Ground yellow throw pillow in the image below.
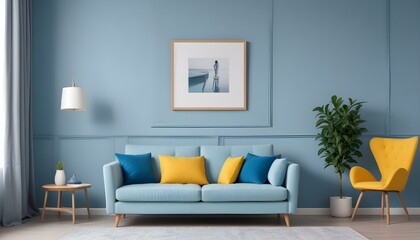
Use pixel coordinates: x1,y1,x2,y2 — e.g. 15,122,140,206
218,156,244,184
159,155,209,185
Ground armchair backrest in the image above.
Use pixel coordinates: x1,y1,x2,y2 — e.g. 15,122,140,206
370,136,418,182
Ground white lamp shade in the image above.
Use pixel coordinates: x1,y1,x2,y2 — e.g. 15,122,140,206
60,87,86,111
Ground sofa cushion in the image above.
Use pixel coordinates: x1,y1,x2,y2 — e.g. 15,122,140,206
218,156,244,184
202,183,287,202
115,153,157,185
237,153,276,184
268,158,288,186
159,155,209,185
116,183,201,202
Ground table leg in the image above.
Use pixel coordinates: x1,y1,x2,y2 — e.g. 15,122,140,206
72,190,76,224
57,191,62,219
41,190,49,222
84,188,91,218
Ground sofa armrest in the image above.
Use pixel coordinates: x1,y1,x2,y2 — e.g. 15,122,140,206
103,161,123,214
284,162,300,214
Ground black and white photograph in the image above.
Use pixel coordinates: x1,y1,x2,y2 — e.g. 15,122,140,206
188,58,229,93
172,40,246,110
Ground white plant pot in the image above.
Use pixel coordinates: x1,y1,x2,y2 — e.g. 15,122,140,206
54,170,66,186
330,196,352,217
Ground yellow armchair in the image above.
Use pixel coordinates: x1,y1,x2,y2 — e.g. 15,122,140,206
350,136,418,224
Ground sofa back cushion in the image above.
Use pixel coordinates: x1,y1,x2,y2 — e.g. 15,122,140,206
125,144,274,183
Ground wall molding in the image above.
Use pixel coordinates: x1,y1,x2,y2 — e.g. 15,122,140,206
151,124,272,128
151,0,275,129
386,0,391,136
34,134,398,140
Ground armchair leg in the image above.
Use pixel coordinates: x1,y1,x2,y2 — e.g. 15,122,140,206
351,191,364,221
385,192,390,225
381,192,384,218
283,214,290,227
397,192,411,220
115,214,122,227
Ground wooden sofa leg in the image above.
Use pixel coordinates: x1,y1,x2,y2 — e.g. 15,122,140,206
123,214,127,219
115,214,122,227
283,214,290,227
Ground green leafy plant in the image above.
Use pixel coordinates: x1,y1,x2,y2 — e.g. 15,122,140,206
56,161,64,170
313,95,367,198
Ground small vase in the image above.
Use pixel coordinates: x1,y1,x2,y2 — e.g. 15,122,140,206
55,170,66,185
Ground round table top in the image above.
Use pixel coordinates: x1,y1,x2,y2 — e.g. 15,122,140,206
42,183,91,190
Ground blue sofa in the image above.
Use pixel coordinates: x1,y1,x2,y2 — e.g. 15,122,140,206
103,144,300,227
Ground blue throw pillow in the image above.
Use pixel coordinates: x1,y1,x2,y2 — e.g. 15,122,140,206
115,153,157,185
268,158,288,186
237,153,276,184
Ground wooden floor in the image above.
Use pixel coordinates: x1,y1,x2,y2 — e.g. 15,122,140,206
1,214,419,239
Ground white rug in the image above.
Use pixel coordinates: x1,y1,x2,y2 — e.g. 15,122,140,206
60,226,368,240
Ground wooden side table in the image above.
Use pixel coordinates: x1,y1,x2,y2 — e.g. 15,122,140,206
41,183,92,224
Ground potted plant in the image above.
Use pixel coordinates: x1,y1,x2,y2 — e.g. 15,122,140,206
313,95,367,217
54,160,66,185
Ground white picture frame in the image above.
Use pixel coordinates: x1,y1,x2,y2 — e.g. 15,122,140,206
171,40,247,110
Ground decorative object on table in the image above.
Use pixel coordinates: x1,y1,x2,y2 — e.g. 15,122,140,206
55,160,66,186
67,174,82,184
313,95,367,217
350,136,418,224
171,40,247,110
61,76,86,111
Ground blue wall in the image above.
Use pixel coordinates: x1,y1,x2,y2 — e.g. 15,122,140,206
32,0,420,209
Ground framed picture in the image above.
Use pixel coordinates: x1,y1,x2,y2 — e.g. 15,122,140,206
171,40,247,110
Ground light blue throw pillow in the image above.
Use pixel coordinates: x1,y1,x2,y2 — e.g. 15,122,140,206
237,153,277,184
268,158,288,186
115,153,157,185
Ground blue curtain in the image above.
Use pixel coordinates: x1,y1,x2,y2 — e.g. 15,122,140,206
0,0,37,226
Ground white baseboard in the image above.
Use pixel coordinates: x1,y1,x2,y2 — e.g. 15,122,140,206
296,208,420,215
40,208,107,216
39,207,420,216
